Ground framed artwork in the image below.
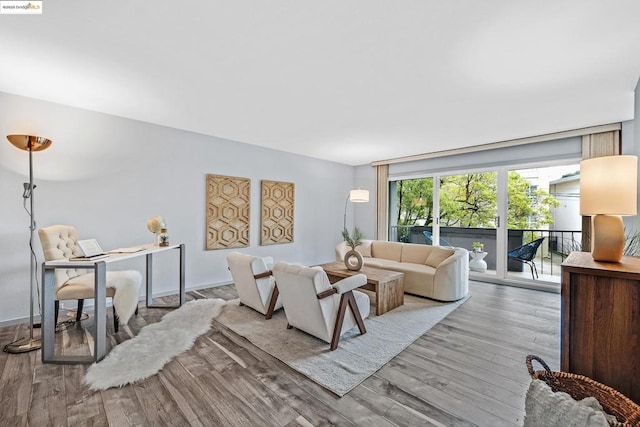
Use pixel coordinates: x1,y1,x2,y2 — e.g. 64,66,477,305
261,180,294,245
206,174,250,250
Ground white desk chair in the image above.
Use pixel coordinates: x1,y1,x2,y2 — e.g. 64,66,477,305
38,225,141,332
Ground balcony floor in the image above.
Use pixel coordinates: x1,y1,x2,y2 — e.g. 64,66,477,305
470,256,564,287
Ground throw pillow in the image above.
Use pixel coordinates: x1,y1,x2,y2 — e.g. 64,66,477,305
523,379,614,427
425,247,454,268
355,240,372,257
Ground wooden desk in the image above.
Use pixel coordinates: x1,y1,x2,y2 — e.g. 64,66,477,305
561,252,640,404
318,262,404,315
42,243,185,364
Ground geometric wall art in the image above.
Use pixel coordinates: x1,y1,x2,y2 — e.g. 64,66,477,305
206,174,251,250
261,180,294,245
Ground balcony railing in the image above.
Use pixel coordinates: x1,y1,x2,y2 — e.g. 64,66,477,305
390,225,582,279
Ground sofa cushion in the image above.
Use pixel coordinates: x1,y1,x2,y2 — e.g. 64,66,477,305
401,244,432,264
387,262,436,296
425,247,455,268
355,240,372,257
371,241,403,262
363,258,402,269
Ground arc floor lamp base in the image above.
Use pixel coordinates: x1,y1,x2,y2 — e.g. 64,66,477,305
3,337,41,354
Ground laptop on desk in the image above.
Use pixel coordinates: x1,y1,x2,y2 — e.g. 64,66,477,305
70,239,110,261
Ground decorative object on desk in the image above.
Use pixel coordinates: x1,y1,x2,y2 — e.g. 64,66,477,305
159,228,169,246
343,188,369,231
580,155,637,262
472,241,483,252
146,216,166,245
206,174,250,250
342,226,364,271
3,134,52,354
216,294,468,396
260,180,294,245
85,298,228,390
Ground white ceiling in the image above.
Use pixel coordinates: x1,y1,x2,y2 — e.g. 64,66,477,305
1,1,639,166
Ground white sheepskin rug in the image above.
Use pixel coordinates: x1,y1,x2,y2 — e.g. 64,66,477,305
84,298,227,390
108,270,142,324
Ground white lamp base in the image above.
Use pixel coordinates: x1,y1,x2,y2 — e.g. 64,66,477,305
591,214,625,262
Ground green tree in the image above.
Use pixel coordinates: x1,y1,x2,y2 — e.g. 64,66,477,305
395,171,559,229
396,178,433,225
506,171,559,228
439,172,497,227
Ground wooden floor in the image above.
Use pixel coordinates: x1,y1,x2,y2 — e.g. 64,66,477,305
0,281,560,426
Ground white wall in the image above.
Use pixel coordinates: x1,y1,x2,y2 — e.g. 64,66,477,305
0,92,358,325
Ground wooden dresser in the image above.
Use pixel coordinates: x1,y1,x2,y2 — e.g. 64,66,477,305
561,252,640,404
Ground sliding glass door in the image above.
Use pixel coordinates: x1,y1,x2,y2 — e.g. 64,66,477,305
505,164,581,283
389,160,582,288
438,171,498,277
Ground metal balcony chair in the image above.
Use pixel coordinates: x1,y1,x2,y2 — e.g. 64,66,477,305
508,237,546,280
422,230,453,247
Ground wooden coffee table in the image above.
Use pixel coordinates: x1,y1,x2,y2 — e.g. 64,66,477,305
318,262,404,315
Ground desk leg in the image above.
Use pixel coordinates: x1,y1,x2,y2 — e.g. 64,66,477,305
42,267,56,363
146,244,185,308
146,252,153,307
179,243,185,306
94,262,107,362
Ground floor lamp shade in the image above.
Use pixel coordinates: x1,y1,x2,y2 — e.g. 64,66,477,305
343,189,370,231
7,134,52,152
349,189,369,203
580,155,638,262
3,134,52,354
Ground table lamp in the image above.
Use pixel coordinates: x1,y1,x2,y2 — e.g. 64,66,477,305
343,188,369,231
580,155,637,262
4,134,52,353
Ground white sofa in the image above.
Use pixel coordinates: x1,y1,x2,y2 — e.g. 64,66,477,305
336,240,469,301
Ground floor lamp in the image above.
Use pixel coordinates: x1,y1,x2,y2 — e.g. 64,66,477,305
343,188,369,231
4,134,52,354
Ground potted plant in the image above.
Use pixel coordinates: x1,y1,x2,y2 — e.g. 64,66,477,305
342,227,364,271
472,242,484,253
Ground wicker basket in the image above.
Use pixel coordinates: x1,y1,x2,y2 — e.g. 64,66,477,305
526,355,640,426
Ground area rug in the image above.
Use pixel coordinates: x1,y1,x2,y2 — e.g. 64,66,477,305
84,298,227,390
215,294,469,396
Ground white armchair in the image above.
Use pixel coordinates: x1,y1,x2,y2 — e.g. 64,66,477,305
38,225,141,333
272,262,370,351
226,252,282,319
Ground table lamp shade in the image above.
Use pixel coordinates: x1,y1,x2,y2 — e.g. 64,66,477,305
580,155,638,262
580,155,637,216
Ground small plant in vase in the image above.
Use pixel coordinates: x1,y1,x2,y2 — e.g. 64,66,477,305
159,228,169,247
472,242,484,253
342,227,364,271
